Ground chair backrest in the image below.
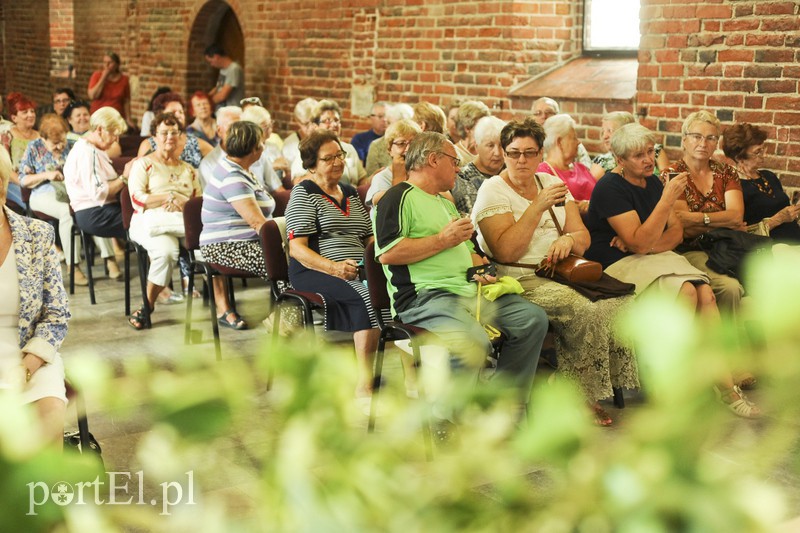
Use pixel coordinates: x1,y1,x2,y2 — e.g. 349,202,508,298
119,184,134,230
357,183,370,206
118,135,146,157
272,189,292,218
259,218,289,284
111,156,133,177
364,241,392,319
183,196,204,252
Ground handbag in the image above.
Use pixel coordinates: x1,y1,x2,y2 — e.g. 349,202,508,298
142,208,186,237
531,174,603,283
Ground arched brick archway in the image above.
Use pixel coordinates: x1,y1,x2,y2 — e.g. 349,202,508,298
186,0,244,97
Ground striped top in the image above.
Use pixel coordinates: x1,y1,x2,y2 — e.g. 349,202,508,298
200,156,275,245
286,180,371,264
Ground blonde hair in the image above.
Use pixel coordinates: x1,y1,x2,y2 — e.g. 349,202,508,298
412,101,446,134
455,100,491,138
0,145,11,202
89,106,127,135
602,111,636,130
293,98,318,123
385,119,422,151
682,110,721,136
241,105,272,126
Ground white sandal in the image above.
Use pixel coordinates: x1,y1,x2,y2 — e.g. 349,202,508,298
715,385,761,419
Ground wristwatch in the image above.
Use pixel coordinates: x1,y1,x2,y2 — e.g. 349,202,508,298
703,213,711,226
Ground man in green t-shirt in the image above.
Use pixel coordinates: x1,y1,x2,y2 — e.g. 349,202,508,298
373,132,548,411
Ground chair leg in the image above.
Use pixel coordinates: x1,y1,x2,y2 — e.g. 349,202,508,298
184,271,195,344
612,387,625,409
136,250,152,329
207,272,222,361
69,230,77,295
124,245,131,316
226,276,236,311
368,334,387,432
267,303,282,391
412,340,433,462
81,231,96,305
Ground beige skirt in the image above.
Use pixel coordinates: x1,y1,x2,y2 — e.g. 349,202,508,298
605,251,710,297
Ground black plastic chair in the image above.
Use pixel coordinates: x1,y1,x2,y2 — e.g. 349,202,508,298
119,185,151,325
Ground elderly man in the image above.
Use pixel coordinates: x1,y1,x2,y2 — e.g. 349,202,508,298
373,132,548,423
531,96,592,168
198,106,242,188
350,102,388,165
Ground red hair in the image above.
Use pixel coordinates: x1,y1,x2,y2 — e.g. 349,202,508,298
6,92,36,116
188,91,213,116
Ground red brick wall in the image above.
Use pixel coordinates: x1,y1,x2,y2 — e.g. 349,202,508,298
638,0,800,185
49,0,75,77
2,0,53,106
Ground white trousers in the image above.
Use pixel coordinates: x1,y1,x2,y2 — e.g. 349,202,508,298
129,213,181,287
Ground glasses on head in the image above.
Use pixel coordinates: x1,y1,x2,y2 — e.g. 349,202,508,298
319,151,346,163
437,152,461,167
505,148,541,160
685,132,719,143
391,140,411,148
320,118,341,125
156,130,182,139
240,97,263,107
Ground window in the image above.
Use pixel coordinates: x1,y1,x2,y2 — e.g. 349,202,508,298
583,0,641,54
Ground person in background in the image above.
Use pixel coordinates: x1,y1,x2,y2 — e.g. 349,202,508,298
140,87,171,137
365,103,414,176
452,115,506,215
445,100,463,144
240,97,284,149
0,92,40,212
186,91,219,146
240,105,287,193
87,52,131,127
531,97,592,168
591,111,671,180
36,88,75,129
722,123,800,243
205,44,245,109
199,106,243,189
452,100,491,166
412,101,447,134
0,146,70,449
538,114,597,215
62,101,92,141
364,119,422,207
137,92,213,168
350,102,389,165
282,97,318,168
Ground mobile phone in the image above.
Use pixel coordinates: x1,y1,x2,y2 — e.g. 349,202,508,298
466,263,497,282
667,172,680,181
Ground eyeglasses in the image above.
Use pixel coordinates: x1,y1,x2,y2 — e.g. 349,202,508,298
685,132,719,143
240,97,263,107
505,148,541,160
370,114,386,120
319,151,346,163
745,147,765,158
156,130,182,138
391,140,411,148
54,97,71,105
532,110,555,118
320,118,341,125
437,152,461,167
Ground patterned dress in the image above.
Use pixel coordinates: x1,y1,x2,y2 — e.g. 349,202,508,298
147,134,204,168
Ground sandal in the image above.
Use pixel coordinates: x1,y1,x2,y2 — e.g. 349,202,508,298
128,307,150,331
734,372,757,390
218,309,247,330
591,403,613,426
715,385,761,419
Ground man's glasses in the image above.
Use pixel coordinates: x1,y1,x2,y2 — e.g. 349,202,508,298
319,151,346,163
437,152,461,167
685,132,719,143
505,148,541,160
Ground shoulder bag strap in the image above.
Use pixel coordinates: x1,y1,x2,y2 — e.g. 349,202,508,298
533,173,564,236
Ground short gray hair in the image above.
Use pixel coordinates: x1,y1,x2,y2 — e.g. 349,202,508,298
216,106,242,129
603,111,635,130
610,123,657,160
386,103,414,123
293,98,318,123
405,132,449,173
473,116,506,146
89,106,127,135
542,113,576,152
533,97,559,114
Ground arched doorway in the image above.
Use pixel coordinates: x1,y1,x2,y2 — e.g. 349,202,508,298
186,1,244,98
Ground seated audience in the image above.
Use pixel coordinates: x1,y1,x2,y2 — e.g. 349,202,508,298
722,123,800,243
291,100,367,186
36,88,75,129
445,100,463,144
531,97,592,168
350,102,388,164
240,105,288,192
186,91,219,146
365,103,414,175
452,100,491,166
473,119,637,426
87,52,131,126
373,131,548,422
62,101,92,141
661,111,745,315
199,106,243,188
282,97,318,168
126,112,202,330
538,114,597,214
452,115,506,215
140,86,171,137
199,121,276,330
137,92,213,167
286,129,379,406
412,101,447,134
0,147,69,448
585,123,758,418
1,92,40,212
365,119,422,207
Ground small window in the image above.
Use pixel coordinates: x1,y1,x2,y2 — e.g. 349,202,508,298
583,0,641,54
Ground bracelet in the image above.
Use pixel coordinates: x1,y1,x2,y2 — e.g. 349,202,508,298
562,233,575,243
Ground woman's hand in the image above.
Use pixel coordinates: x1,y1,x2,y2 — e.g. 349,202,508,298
272,156,290,174
331,259,360,281
163,191,189,212
21,353,45,383
577,200,590,215
534,182,569,213
610,236,629,252
545,233,574,263
771,204,800,227
662,172,688,204
48,170,65,182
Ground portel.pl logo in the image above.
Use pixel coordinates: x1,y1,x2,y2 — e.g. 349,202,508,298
27,471,195,516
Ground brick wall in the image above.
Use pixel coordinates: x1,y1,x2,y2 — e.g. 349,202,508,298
638,0,800,185
2,0,53,106
49,0,75,77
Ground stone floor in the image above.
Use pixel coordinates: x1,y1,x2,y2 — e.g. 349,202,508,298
57,257,800,531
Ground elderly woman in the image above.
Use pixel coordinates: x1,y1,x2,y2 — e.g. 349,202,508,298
127,112,202,330
137,92,213,168
364,119,422,207
538,114,597,215
412,101,447,134
0,92,40,212
291,100,367,187
722,123,800,243
531,97,593,169
240,105,289,192
473,119,638,425
365,103,414,176
186,91,219,146
286,129,379,404
452,100,491,166
585,123,758,418
282,97,318,168
63,107,125,279
87,52,131,124
0,146,69,447
661,111,745,314
62,101,92,141
452,116,507,215
199,121,275,330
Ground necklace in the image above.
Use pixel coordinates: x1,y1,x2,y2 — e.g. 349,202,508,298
738,169,773,197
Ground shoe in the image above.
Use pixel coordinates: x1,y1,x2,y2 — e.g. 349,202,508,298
128,307,151,331
431,418,460,450
106,259,122,281
72,268,89,287
715,385,761,419
734,372,757,390
218,309,247,330
591,402,613,426
157,292,184,305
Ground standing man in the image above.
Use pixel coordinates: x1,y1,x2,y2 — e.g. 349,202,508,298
373,132,548,421
350,102,388,165
204,45,245,109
